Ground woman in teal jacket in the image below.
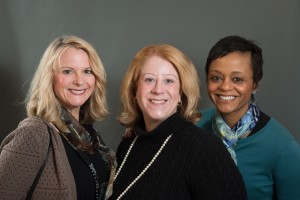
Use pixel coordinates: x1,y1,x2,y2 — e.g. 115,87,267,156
197,35,300,200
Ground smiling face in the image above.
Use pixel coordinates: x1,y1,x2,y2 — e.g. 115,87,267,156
53,47,95,120
207,51,256,127
135,55,181,132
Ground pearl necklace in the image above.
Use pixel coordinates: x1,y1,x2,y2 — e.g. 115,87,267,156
114,134,173,200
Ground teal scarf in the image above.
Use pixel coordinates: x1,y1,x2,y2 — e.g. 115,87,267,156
212,102,260,164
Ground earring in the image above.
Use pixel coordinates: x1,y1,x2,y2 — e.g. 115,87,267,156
177,101,182,106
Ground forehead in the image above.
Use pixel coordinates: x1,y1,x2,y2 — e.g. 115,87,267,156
56,47,91,70
60,47,88,61
209,52,252,74
141,55,178,75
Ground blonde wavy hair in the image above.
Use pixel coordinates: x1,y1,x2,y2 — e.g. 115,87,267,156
26,35,108,129
119,44,201,129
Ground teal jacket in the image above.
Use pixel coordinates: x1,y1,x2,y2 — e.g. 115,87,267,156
197,108,300,200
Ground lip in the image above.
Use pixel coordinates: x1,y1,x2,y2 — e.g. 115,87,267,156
217,95,236,101
69,89,87,95
149,99,167,104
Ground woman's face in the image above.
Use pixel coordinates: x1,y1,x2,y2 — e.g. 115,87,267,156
136,55,181,132
207,51,256,126
53,47,95,119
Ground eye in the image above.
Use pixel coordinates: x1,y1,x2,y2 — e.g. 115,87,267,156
209,75,222,82
145,77,154,83
165,79,174,84
232,77,243,82
84,69,93,74
62,69,72,74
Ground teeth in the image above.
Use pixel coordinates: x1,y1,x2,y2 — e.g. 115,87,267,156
151,99,166,103
70,89,85,94
219,95,235,100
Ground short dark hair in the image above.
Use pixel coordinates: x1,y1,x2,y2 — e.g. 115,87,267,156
205,35,263,85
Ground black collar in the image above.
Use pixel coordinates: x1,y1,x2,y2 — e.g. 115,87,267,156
248,111,271,136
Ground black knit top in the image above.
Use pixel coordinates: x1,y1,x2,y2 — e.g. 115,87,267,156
109,112,247,200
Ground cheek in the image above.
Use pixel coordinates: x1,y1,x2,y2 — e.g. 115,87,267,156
136,82,149,97
169,86,181,102
240,87,254,98
88,78,96,89
53,84,63,102
135,86,144,105
206,83,218,102
54,74,69,86
53,77,64,93
207,83,216,94
53,75,71,98
175,88,181,98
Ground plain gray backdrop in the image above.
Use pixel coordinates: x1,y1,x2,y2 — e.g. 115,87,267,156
1,0,299,150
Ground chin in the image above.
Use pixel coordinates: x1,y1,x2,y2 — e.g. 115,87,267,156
215,105,234,114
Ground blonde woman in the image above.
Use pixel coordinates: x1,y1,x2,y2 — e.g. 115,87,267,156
0,35,115,200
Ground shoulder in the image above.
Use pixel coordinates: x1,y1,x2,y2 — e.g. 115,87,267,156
200,107,216,118
183,124,246,198
267,118,294,137
262,117,297,145
264,120,300,198
254,115,300,162
17,116,50,140
180,123,226,154
0,117,50,156
196,108,216,130
178,123,237,167
117,136,135,152
267,117,300,150
115,136,136,164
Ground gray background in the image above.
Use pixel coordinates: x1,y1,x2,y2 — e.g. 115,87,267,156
1,0,299,150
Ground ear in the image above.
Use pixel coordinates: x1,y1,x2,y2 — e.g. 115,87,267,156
179,92,183,102
253,82,259,90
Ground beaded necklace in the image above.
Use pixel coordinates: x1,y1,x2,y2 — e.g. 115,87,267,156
114,134,172,200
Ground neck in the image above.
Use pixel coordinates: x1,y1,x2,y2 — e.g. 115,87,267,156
221,112,243,128
145,123,157,132
144,118,160,132
221,105,250,128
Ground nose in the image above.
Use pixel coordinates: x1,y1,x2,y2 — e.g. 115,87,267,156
74,73,84,86
151,80,163,94
219,78,233,91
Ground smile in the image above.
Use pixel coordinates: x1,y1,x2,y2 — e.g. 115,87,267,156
150,99,167,103
69,89,86,95
218,95,236,100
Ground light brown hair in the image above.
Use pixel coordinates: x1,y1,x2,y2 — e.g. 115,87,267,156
119,44,201,129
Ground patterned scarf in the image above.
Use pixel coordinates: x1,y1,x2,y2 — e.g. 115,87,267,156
212,102,260,164
59,107,116,200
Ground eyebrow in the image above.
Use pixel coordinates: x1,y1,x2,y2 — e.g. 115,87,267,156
142,73,178,79
60,66,92,69
209,70,244,75
231,71,245,75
